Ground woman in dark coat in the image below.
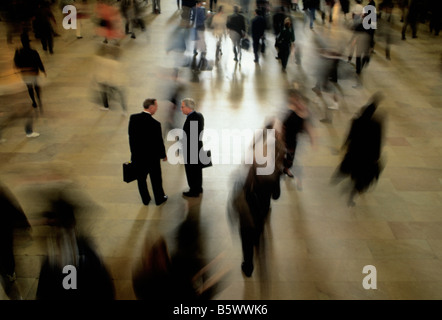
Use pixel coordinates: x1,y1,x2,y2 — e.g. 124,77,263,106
332,93,385,207
275,17,295,72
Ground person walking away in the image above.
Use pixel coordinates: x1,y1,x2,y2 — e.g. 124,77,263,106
190,1,207,57
211,5,227,61
226,6,247,62
13,32,46,121
251,8,266,63
281,88,316,186
331,93,385,207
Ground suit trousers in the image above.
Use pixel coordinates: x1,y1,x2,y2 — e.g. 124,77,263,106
184,163,202,194
136,161,165,204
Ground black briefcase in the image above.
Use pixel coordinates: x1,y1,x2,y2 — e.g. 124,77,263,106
123,161,137,183
201,150,212,169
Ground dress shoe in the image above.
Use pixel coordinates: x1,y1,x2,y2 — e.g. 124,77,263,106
156,195,168,206
241,262,253,277
182,191,200,198
142,198,151,205
283,168,294,178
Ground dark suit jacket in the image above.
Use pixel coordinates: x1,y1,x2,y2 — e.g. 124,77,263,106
183,111,204,165
129,112,166,165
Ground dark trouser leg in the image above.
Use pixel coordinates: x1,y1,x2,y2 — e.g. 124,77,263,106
240,226,254,273
136,167,151,204
356,56,362,75
279,48,289,69
411,20,417,37
0,232,15,276
24,113,33,135
47,35,54,53
283,146,296,170
41,37,47,51
100,84,110,108
116,87,127,111
253,38,259,61
26,84,37,106
185,164,202,194
34,83,41,106
149,161,166,204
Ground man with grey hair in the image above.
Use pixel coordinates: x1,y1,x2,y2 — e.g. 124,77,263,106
181,98,205,197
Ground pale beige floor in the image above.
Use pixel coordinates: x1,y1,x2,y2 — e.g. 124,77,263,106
1,1,442,300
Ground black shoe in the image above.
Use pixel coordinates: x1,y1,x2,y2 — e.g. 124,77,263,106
283,168,294,178
182,191,200,198
241,262,253,277
156,195,168,206
131,33,136,39
142,198,151,205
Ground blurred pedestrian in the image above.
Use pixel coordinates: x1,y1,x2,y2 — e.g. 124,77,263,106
378,0,396,60
0,181,31,300
120,0,145,39
190,1,207,57
303,0,319,29
92,44,128,115
226,6,247,62
211,5,227,61
128,99,168,206
251,8,266,63
73,0,91,39
181,0,197,27
32,1,56,53
281,88,316,186
13,32,46,119
401,0,420,40
340,0,350,20
36,195,115,299
95,0,125,44
227,121,284,277
275,17,295,72
347,17,372,87
331,93,385,207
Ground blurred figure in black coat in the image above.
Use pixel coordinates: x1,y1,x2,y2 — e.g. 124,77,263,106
0,181,31,299
228,120,284,278
133,199,229,300
331,92,385,207
251,8,266,63
36,194,115,300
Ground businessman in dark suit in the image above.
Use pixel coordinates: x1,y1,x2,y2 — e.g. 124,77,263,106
129,99,168,206
181,98,204,197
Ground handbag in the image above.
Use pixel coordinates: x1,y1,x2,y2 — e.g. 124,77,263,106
240,37,250,51
201,150,212,169
123,161,137,183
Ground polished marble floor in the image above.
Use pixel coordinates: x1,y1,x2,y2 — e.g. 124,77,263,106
1,0,442,300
